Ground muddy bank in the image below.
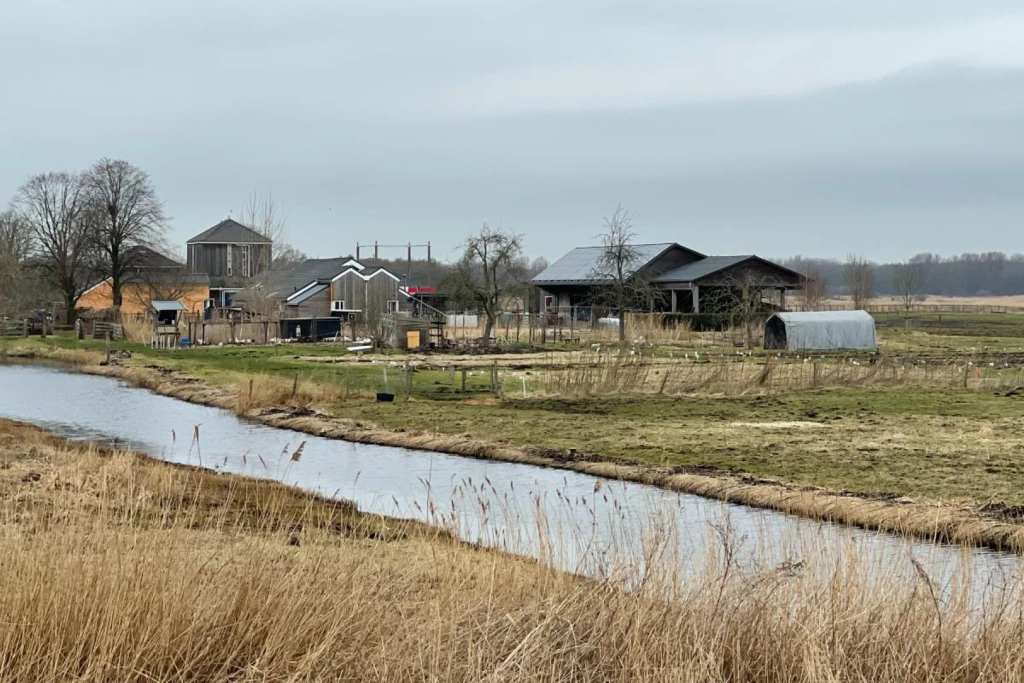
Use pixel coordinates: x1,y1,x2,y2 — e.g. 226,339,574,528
7,346,1024,552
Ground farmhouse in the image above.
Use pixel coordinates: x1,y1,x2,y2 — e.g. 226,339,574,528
532,243,803,319
266,256,444,345
78,246,210,315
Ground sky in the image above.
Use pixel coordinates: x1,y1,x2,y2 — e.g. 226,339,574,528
2,0,1024,263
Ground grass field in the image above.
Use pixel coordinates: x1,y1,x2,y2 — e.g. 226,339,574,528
2,419,1024,681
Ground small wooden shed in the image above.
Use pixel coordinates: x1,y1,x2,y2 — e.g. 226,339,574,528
150,300,187,349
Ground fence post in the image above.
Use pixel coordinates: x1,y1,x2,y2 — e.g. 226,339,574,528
105,332,111,364
461,368,467,393
404,359,411,401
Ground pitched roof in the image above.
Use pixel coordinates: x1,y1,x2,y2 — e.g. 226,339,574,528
150,300,188,312
269,257,362,296
285,282,329,305
125,245,182,269
187,219,271,244
653,255,755,283
532,243,682,285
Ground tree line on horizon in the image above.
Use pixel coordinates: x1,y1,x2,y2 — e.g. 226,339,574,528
781,252,1024,302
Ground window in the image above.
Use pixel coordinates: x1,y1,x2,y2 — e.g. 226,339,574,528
239,245,250,278
388,300,400,313
226,244,233,276
331,300,346,312
544,295,554,312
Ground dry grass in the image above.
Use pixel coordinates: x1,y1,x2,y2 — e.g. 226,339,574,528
540,352,1024,397
3,419,1024,681
234,373,346,415
119,314,153,344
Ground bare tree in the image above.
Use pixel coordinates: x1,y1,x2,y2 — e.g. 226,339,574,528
893,261,923,312
799,263,828,310
701,269,789,348
236,276,282,322
86,159,168,309
590,205,658,341
240,191,286,272
445,224,525,340
272,243,307,269
844,254,874,310
14,172,95,324
0,209,37,316
357,286,398,348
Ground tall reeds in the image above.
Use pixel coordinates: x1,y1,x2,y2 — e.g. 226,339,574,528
1,421,1024,681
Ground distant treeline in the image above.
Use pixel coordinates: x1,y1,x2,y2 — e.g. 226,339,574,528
780,253,1024,297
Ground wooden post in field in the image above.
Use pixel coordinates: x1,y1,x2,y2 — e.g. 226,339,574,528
461,368,467,393
248,378,254,404
404,359,411,401
105,331,111,364
491,360,498,395
22,319,28,337
291,372,299,399
449,366,455,393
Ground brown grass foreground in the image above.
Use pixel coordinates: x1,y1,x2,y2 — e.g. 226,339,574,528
2,420,1024,681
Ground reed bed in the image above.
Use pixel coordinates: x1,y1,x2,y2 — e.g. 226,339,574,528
540,350,1024,397
234,373,346,415
0,420,1022,681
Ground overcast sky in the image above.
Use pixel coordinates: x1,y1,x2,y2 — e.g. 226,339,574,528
2,0,1023,263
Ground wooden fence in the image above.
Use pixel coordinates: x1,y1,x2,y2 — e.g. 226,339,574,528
0,321,28,338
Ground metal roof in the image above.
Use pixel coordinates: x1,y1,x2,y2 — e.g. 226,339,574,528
770,310,875,325
187,219,271,244
150,300,188,312
765,311,877,351
286,282,329,305
532,243,678,285
653,255,755,283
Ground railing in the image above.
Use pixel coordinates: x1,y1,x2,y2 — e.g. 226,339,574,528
0,321,28,338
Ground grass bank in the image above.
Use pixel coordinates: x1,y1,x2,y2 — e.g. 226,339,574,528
3,418,1024,681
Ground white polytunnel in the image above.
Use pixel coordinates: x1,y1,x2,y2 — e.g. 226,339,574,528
763,311,878,351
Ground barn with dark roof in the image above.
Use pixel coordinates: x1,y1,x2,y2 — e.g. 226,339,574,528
532,243,803,319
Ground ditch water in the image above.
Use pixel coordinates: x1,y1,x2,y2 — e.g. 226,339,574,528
0,363,1019,601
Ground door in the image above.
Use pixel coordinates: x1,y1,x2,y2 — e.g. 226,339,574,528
406,330,421,350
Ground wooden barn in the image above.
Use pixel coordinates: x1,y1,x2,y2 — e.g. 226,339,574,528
186,219,272,308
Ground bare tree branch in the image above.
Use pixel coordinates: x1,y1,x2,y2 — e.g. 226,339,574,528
844,254,874,310
444,224,525,340
240,191,286,272
799,263,828,310
590,205,658,341
14,172,96,324
86,158,168,309
893,261,923,311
